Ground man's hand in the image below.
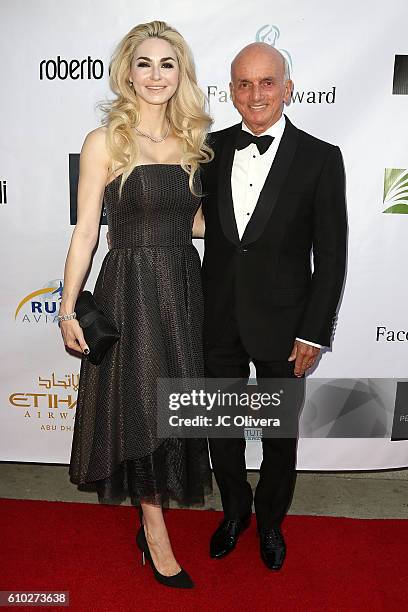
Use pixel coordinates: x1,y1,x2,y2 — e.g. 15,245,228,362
106,231,112,250
288,340,320,377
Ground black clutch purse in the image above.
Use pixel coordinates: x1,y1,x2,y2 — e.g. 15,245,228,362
75,291,120,365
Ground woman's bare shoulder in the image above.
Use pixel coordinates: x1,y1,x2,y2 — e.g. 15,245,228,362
81,126,109,163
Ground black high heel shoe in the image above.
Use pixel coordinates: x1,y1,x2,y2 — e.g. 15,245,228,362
136,508,194,589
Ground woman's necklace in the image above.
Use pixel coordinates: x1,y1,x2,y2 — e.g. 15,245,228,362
134,120,170,143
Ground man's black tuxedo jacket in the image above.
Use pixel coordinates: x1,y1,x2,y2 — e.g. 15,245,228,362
201,115,347,361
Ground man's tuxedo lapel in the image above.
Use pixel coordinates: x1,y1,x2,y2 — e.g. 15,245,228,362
217,124,241,246
241,116,300,246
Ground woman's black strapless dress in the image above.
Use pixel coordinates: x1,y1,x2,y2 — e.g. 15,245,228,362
69,164,212,506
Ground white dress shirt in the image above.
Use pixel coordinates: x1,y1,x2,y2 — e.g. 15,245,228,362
231,114,322,349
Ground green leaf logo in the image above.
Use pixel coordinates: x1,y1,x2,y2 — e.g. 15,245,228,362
383,168,408,213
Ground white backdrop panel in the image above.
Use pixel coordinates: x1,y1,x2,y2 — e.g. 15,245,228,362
0,0,407,468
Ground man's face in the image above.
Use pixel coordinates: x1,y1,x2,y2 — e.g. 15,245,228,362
230,48,292,134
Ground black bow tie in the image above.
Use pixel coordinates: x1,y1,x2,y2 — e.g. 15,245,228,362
236,130,274,155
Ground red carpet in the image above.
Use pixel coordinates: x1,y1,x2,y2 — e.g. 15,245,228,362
0,498,406,611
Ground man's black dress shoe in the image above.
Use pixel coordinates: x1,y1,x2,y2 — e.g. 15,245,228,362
210,514,251,559
259,526,286,570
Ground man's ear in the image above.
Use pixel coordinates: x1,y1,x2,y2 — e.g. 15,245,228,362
229,81,235,105
284,79,294,105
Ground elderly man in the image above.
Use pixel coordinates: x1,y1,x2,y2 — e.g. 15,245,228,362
201,43,347,569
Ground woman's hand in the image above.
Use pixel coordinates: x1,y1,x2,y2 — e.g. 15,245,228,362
59,319,90,355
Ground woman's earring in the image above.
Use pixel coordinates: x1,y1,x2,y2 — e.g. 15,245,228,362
129,80,133,87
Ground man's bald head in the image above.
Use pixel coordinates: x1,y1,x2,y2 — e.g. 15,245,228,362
231,43,290,82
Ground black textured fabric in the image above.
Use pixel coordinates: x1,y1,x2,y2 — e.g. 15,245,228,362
69,164,212,506
75,291,120,365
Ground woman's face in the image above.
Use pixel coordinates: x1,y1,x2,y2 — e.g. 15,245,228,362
129,37,180,107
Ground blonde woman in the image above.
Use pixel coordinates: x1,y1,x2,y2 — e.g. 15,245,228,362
58,21,213,588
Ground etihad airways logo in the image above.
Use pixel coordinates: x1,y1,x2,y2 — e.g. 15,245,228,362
383,169,408,214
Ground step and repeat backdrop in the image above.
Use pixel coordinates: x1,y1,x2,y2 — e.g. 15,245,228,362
1,0,407,470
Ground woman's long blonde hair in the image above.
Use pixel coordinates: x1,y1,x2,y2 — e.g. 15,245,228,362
102,20,214,195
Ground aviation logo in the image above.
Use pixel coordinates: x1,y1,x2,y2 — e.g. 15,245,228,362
15,280,63,323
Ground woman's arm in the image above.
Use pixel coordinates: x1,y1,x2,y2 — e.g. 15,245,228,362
192,205,205,238
59,127,109,353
